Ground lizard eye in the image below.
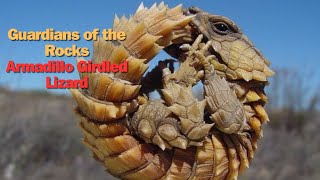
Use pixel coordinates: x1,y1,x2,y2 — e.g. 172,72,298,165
215,23,229,31
210,22,230,35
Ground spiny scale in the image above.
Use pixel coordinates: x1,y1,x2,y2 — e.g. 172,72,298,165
70,89,138,122
191,13,275,82
161,38,214,146
70,2,274,180
77,61,141,102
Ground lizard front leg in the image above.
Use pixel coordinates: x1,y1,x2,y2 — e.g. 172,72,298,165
194,47,250,134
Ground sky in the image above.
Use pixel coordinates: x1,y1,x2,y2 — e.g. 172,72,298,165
0,0,319,94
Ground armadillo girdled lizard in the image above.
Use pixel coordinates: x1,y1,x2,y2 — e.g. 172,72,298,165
70,2,274,180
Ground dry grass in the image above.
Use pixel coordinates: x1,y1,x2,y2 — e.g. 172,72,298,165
241,114,320,180
0,88,116,180
241,67,320,180
0,67,319,180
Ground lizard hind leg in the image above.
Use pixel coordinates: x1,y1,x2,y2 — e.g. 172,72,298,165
157,117,189,149
160,37,216,147
130,100,189,150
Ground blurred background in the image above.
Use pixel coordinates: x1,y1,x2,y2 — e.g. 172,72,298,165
0,0,319,179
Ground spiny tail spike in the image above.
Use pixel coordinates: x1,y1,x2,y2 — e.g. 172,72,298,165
150,3,157,9
137,2,145,12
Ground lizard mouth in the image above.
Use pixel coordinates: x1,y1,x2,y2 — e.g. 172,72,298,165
196,34,226,65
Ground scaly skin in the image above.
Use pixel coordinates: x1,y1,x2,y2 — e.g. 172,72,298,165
177,34,250,134
70,3,275,180
187,7,274,82
165,7,274,135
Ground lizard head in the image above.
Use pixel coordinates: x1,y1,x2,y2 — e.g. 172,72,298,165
166,7,274,82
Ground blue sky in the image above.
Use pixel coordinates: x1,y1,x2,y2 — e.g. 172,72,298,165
0,0,319,93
